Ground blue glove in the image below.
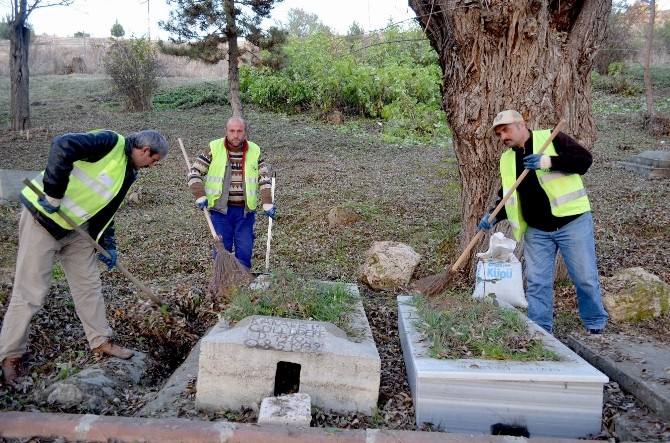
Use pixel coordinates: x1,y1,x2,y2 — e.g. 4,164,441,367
476,214,497,232
196,196,208,211
97,248,117,271
523,154,551,170
37,196,61,214
264,205,276,220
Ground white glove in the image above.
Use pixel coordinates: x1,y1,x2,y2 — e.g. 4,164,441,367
45,195,62,207
539,155,552,170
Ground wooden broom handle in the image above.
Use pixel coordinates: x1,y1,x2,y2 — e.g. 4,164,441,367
22,179,167,308
177,138,219,240
449,119,567,272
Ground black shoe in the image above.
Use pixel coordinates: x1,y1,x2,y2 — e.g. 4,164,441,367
588,328,603,335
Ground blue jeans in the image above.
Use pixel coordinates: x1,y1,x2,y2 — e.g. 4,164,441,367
209,206,256,269
524,211,608,333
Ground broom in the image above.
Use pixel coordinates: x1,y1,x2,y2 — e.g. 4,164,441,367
413,119,566,297
178,138,254,299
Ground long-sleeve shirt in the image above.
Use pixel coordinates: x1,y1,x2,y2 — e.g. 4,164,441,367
187,139,272,212
20,131,137,243
494,131,593,232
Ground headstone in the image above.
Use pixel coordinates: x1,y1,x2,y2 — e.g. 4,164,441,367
617,150,670,179
195,283,380,415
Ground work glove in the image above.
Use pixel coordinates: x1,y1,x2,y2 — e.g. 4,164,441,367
263,203,276,220
523,154,552,171
196,196,208,211
37,195,61,214
476,214,497,232
97,248,117,271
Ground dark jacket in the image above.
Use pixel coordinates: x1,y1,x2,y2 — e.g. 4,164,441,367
20,131,138,246
494,131,593,232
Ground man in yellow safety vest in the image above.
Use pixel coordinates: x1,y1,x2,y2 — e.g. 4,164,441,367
0,129,169,386
477,110,608,335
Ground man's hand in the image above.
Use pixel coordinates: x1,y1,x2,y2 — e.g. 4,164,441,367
196,196,208,211
523,154,552,170
97,248,117,271
37,195,61,214
263,203,276,220
476,214,497,232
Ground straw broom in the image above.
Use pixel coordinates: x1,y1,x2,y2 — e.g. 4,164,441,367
178,138,254,299
413,120,566,297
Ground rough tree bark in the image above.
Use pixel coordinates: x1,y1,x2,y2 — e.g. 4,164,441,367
408,0,611,270
9,2,31,131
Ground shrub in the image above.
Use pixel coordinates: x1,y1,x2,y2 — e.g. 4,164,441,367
104,38,163,112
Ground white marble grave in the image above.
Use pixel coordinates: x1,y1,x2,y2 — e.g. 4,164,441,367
397,295,608,439
196,283,380,414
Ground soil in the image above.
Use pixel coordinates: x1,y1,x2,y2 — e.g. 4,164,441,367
0,75,669,441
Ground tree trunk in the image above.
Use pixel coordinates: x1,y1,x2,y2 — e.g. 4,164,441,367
10,16,31,131
643,0,655,116
224,0,244,119
408,0,611,272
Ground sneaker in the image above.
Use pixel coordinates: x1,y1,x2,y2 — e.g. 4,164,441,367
588,328,603,335
92,339,134,359
2,356,24,385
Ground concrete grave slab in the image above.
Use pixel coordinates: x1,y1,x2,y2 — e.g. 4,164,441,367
196,283,380,415
0,169,41,202
617,150,670,179
397,295,608,439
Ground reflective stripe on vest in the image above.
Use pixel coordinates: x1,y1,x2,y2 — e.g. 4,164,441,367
500,149,527,241
21,133,127,231
500,129,590,240
205,138,260,210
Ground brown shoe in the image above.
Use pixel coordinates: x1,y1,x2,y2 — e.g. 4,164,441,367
92,339,134,359
2,356,24,385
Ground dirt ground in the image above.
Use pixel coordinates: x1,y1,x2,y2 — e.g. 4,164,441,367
0,74,669,440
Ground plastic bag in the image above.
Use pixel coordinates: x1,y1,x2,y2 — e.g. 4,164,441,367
473,233,527,308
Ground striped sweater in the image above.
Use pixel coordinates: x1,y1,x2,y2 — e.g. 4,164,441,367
188,139,272,212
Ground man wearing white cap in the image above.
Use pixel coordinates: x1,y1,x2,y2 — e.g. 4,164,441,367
477,110,608,335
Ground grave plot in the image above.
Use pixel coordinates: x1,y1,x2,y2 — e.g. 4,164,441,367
196,283,381,414
617,150,670,179
397,295,608,439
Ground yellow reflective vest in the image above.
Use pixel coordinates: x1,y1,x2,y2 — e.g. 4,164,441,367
22,133,127,240
205,139,260,211
500,129,591,240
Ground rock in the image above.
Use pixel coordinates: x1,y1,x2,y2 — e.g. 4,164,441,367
327,206,360,227
36,352,152,413
601,267,670,322
358,241,420,290
327,110,344,125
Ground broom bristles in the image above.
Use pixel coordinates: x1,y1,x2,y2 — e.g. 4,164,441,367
412,270,457,297
210,240,254,300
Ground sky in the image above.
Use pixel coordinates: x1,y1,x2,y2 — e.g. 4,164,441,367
5,0,415,39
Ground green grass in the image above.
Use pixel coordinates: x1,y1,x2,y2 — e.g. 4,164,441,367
411,292,561,361
223,270,358,335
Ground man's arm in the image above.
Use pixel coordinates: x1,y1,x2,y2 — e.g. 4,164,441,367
43,131,119,199
547,131,593,175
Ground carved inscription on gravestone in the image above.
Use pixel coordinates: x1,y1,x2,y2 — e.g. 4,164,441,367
244,317,325,353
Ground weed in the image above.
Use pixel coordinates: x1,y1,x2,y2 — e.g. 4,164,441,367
223,271,357,335
411,292,561,361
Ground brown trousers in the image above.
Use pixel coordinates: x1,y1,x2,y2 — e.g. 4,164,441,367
0,208,112,362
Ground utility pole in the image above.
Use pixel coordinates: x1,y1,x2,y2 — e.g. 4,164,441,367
140,0,151,39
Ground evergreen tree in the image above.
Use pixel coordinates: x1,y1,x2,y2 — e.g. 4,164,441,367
160,0,287,118
111,19,125,39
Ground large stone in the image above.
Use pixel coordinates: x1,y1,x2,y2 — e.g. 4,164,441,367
602,267,670,322
195,283,380,415
358,241,420,290
37,352,151,413
397,295,608,439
